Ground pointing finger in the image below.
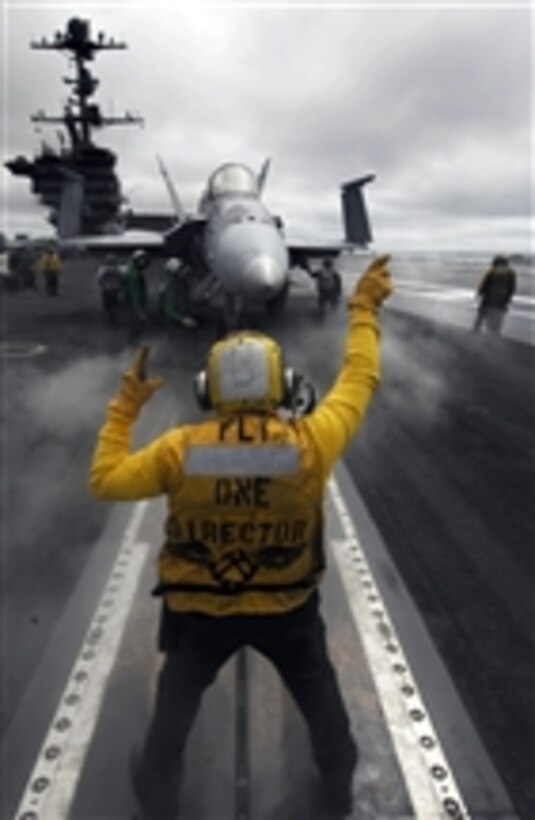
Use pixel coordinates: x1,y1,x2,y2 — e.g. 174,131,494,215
132,344,149,380
371,253,391,270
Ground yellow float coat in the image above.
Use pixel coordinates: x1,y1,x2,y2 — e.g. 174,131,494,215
89,309,381,616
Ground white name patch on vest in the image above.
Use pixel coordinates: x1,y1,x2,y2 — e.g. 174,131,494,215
184,445,300,477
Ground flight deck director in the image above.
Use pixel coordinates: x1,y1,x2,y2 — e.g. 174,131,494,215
89,254,393,818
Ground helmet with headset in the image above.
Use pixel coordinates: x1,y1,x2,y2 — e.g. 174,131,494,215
193,331,299,414
164,257,181,275
131,249,149,268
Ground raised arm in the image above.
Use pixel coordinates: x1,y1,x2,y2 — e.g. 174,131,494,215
301,254,393,479
89,346,171,500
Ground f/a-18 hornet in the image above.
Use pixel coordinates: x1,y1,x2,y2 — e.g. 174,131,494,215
144,159,375,321
69,157,375,323
74,159,375,323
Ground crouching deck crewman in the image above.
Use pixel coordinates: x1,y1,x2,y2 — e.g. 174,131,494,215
89,254,393,819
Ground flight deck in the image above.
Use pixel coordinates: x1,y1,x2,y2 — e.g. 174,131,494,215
4,464,515,820
1,255,533,819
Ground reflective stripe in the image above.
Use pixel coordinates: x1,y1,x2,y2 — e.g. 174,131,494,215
184,445,300,476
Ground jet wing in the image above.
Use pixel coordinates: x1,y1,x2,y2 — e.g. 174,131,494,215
287,174,375,270
59,219,207,262
287,240,355,271
60,229,165,254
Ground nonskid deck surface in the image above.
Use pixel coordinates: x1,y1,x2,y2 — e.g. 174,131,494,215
8,465,514,820
1,259,532,819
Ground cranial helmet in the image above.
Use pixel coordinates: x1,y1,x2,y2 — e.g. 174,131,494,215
164,257,181,275
132,249,148,267
193,331,297,413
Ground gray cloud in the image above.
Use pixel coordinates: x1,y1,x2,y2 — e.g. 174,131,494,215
1,4,532,250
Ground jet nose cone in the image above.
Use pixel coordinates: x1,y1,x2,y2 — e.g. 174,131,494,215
244,255,285,298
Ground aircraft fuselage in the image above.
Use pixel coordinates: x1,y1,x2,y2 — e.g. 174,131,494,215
200,164,289,305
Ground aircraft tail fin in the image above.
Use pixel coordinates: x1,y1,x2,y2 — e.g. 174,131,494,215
341,174,375,246
157,155,186,225
57,170,84,239
258,157,271,194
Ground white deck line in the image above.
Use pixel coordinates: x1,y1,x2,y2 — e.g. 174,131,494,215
13,501,150,820
13,475,474,820
328,477,470,820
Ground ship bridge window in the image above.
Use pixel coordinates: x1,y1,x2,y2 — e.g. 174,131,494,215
208,164,258,198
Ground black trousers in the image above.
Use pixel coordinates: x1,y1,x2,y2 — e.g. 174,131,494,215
44,270,59,296
140,592,356,787
473,305,507,335
101,289,120,326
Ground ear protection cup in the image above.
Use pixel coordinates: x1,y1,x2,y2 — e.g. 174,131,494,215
193,370,212,411
282,367,299,406
195,365,301,412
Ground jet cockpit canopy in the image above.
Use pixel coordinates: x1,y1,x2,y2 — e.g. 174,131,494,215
208,163,259,198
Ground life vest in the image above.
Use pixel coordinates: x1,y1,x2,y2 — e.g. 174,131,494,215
156,413,326,616
40,252,61,274
480,268,515,308
318,269,337,295
97,265,122,292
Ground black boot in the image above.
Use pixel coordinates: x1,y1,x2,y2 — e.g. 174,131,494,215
319,741,357,818
321,778,354,817
129,747,181,820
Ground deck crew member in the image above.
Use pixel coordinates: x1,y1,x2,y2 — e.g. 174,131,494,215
316,257,342,315
8,241,37,290
473,255,516,335
37,243,63,296
158,257,198,329
123,249,150,339
96,253,123,326
89,254,393,819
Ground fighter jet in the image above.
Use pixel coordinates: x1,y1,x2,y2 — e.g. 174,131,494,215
163,161,373,322
63,158,375,323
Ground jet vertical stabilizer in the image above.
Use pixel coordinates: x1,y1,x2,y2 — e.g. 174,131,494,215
157,155,187,225
257,158,271,194
341,174,375,246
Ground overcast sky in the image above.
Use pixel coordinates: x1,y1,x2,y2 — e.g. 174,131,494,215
1,1,533,251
